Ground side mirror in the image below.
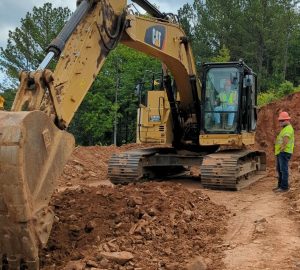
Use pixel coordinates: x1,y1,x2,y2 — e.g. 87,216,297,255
244,75,253,87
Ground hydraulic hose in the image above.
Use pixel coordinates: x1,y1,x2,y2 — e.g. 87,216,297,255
38,0,94,69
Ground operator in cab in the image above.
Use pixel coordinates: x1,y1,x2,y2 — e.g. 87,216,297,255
213,79,238,129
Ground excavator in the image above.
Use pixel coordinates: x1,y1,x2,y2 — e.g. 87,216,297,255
0,0,266,269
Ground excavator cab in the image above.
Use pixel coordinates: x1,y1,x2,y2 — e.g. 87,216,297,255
200,61,257,147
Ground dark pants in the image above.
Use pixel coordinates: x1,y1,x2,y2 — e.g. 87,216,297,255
276,152,292,190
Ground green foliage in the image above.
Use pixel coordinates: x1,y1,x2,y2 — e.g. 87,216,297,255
257,90,277,106
294,85,300,93
180,0,300,91
278,80,294,97
69,91,117,145
1,89,17,110
211,45,231,62
258,81,298,106
0,3,71,87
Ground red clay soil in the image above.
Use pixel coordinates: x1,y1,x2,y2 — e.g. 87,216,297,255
43,144,229,270
40,183,228,270
58,144,163,187
255,92,300,168
59,144,134,185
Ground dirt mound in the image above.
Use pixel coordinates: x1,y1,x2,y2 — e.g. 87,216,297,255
59,144,154,186
255,92,300,168
40,182,228,270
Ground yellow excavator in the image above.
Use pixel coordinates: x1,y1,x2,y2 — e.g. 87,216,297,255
0,0,266,268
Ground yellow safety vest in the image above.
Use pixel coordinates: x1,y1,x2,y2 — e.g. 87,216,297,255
275,124,294,155
219,91,237,105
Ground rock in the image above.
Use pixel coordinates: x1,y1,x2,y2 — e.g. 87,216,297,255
204,258,213,266
99,251,134,265
89,171,97,177
69,225,81,232
85,220,96,233
185,256,207,270
68,214,78,221
99,258,110,267
147,207,157,216
63,261,85,270
255,223,266,233
221,243,230,248
107,241,120,252
166,263,179,270
86,260,99,268
132,196,143,205
255,217,267,223
70,251,84,261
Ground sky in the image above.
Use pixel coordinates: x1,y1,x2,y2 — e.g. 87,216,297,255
0,0,193,50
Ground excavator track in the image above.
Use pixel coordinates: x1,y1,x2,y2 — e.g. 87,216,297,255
108,149,157,184
201,150,266,191
0,111,74,270
108,148,202,184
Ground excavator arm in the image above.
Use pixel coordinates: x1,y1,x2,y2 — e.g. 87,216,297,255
0,0,200,269
13,0,199,129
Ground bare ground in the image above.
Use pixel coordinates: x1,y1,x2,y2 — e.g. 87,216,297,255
203,174,300,270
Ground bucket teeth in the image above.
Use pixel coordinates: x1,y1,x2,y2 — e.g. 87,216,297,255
0,111,74,269
1,256,39,270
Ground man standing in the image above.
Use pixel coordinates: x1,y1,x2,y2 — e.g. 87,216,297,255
274,111,294,192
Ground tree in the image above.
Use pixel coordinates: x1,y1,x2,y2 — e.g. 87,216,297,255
179,0,300,90
1,89,17,110
0,3,71,87
211,45,231,62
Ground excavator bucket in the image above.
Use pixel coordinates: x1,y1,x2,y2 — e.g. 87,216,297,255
0,111,74,269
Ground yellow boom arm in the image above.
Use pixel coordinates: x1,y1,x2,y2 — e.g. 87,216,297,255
12,0,200,129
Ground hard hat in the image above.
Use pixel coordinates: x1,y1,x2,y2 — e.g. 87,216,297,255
278,111,291,121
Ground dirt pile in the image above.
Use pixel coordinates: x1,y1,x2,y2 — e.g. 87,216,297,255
255,92,300,168
41,182,228,270
59,144,150,186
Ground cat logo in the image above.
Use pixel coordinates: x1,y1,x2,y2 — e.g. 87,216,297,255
144,25,166,50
